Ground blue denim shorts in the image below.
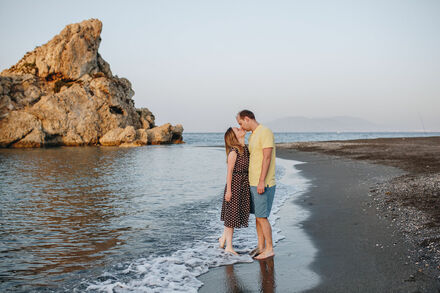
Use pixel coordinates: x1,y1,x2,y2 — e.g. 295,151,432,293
250,185,276,218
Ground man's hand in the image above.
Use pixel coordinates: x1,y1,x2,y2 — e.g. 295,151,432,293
257,147,272,194
257,180,265,194
225,190,232,202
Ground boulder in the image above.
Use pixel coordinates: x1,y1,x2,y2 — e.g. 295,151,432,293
99,126,136,146
146,123,184,145
4,19,108,80
0,111,43,147
136,107,155,129
0,19,183,148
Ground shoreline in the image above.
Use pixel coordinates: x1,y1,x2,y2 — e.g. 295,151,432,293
199,137,440,292
276,149,440,292
198,157,320,292
277,136,440,280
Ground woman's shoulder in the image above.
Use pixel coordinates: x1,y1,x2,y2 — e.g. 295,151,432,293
229,146,239,153
229,146,245,154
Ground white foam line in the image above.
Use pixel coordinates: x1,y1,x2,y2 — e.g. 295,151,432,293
84,158,319,292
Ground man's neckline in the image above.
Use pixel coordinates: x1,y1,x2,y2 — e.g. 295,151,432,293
251,124,262,134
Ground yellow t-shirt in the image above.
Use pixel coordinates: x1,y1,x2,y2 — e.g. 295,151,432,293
248,124,276,187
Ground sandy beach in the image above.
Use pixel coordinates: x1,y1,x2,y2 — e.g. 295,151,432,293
199,136,440,292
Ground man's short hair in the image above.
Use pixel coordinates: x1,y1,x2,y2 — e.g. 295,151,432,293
238,110,255,120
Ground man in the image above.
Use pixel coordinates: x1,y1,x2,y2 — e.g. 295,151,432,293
236,109,276,260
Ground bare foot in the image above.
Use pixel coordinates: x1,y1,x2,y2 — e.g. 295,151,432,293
225,248,238,255
218,237,225,248
249,247,262,257
254,250,274,260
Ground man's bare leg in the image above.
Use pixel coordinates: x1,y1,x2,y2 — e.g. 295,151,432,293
250,218,265,256
255,217,274,259
256,218,265,251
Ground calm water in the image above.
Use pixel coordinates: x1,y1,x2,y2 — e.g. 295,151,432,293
0,132,438,292
183,131,440,146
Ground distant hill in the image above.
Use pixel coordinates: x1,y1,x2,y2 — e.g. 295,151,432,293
263,116,391,132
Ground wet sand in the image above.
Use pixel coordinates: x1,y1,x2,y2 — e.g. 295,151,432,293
198,137,440,292
278,136,440,280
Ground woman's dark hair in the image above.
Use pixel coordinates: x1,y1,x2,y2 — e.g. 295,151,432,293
237,109,255,120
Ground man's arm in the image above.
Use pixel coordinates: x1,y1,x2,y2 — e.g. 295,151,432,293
257,147,272,194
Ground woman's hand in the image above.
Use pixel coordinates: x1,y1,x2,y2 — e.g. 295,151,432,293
225,190,232,202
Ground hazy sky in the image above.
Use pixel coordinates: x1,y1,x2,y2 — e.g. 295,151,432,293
1,0,439,131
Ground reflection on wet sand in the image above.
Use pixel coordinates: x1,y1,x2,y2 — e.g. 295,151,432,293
224,257,276,293
224,265,245,293
258,257,275,293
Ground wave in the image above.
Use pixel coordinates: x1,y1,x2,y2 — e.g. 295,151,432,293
81,158,314,293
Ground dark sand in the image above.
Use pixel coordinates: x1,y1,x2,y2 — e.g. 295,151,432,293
278,136,440,279
277,136,440,174
198,138,440,292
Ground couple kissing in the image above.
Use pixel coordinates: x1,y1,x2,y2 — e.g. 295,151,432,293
219,109,276,260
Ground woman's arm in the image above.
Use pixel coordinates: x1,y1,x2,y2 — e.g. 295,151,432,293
225,150,237,202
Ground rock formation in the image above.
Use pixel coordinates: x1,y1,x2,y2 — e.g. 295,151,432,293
0,19,183,148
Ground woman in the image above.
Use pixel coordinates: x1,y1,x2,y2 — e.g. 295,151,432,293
218,127,251,255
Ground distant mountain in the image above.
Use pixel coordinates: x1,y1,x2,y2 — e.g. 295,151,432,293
264,116,391,132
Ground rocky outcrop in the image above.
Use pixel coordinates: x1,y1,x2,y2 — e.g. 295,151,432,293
0,19,183,148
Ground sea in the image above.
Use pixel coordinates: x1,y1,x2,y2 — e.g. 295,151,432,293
1,132,438,292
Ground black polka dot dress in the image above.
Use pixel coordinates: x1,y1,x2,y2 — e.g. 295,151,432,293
221,145,251,228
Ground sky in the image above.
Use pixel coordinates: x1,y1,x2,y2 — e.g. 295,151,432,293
1,0,439,132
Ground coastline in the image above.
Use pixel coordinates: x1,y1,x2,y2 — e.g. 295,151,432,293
198,157,319,292
278,136,440,281
276,149,440,292
198,137,440,292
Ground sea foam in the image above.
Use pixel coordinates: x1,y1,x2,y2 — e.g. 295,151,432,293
82,158,315,293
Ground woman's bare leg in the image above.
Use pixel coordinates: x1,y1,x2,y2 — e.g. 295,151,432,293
224,226,238,255
219,227,227,248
